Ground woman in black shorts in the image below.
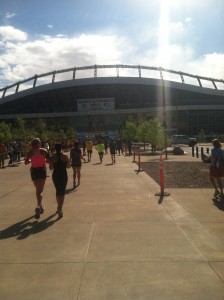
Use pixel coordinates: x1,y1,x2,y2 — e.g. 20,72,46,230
25,138,50,219
49,143,71,218
70,141,85,188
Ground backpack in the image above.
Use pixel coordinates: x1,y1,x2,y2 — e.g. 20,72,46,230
215,149,224,169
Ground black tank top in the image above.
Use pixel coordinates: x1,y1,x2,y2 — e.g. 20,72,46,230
53,153,67,175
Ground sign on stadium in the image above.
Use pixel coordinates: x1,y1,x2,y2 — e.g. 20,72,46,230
77,98,115,112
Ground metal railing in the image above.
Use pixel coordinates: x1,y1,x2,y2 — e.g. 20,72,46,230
1,64,224,98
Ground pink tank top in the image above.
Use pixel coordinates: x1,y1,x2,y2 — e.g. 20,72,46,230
31,148,46,168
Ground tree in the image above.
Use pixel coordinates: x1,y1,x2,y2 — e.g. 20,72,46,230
65,127,77,140
12,118,27,141
122,121,137,141
0,122,12,143
135,118,165,150
146,118,165,150
54,129,66,142
34,119,50,142
135,120,151,150
0,119,78,146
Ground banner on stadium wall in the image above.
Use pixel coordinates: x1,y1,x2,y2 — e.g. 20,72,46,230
77,98,115,112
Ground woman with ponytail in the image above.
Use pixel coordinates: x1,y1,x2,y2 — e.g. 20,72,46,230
49,143,71,218
25,138,50,219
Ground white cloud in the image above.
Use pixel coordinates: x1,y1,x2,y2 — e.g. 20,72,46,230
0,24,223,89
0,33,126,84
5,12,16,19
47,24,53,29
186,53,224,79
185,17,191,23
0,26,27,42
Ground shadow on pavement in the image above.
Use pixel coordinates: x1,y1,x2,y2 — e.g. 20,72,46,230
158,195,164,204
65,187,77,194
212,198,224,211
0,213,59,240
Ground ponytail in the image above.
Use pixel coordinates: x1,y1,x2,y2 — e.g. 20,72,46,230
55,143,62,154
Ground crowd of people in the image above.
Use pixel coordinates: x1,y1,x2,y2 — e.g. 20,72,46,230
0,140,27,168
0,137,131,219
3,135,224,219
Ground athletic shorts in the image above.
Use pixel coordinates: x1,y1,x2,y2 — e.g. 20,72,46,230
30,168,47,180
52,174,68,196
210,166,224,178
72,164,81,168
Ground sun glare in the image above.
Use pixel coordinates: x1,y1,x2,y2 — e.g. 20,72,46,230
156,0,174,130
158,0,171,67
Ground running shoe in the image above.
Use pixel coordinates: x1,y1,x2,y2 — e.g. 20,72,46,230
58,210,63,218
39,207,45,214
220,194,224,200
34,207,40,219
214,190,220,197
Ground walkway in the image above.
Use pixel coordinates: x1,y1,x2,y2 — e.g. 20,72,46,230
0,150,224,299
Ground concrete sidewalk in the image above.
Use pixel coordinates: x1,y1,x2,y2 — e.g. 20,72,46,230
0,150,224,299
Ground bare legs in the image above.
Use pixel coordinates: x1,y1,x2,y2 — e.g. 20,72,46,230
56,195,64,218
56,195,64,210
87,150,92,161
32,178,46,218
33,178,46,208
99,153,103,163
72,166,81,187
111,153,116,164
210,176,224,197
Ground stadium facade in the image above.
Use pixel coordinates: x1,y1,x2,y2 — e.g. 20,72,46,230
0,64,224,136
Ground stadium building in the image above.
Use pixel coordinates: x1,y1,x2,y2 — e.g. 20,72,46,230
0,64,224,136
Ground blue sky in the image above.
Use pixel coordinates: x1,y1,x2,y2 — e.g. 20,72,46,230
0,0,224,89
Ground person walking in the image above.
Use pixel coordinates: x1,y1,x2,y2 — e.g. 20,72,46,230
109,138,116,164
70,141,85,188
116,138,123,155
0,140,7,169
209,139,224,199
7,143,14,166
104,139,109,154
96,140,105,163
82,137,87,156
25,138,50,219
85,138,93,162
49,143,70,218
127,140,133,156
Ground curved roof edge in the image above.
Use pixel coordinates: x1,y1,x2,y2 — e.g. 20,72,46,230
1,64,224,98
1,76,224,105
